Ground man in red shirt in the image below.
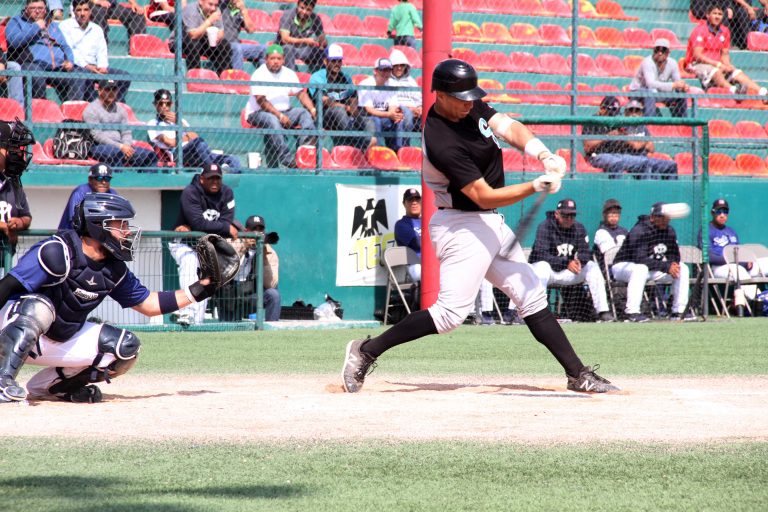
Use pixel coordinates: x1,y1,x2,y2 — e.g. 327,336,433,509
685,3,767,101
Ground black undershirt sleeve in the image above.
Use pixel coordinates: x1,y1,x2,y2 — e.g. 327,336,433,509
0,274,29,308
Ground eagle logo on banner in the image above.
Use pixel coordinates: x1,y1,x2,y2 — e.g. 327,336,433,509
351,198,388,238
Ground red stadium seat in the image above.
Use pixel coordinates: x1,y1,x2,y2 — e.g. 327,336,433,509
594,26,627,48
569,26,599,47
736,153,768,175
296,146,335,169
451,48,481,67
32,99,64,123
650,28,684,49
735,120,768,139
506,80,536,103
709,153,737,175
186,68,231,94
648,152,673,161
502,148,524,172
0,23,6,53
509,23,541,44
296,71,311,83
481,22,514,44
675,153,697,175
31,141,61,165
361,15,388,37
708,119,737,138
532,82,569,105
118,102,141,124
596,0,639,20
0,98,25,122
747,31,768,51
129,34,172,58
393,45,422,68
333,14,364,37
538,53,570,75
509,52,542,73
596,54,631,77
335,42,361,65
317,13,343,36
566,83,601,105
557,149,602,173
240,109,252,128
541,0,571,17
623,55,645,74
593,83,621,97
332,146,367,168
576,0,600,17
366,146,401,170
247,9,277,32
678,57,695,78
568,53,606,76
648,125,686,138
477,51,514,72
453,21,483,42
358,43,389,67
220,69,251,95
699,87,737,109
623,28,653,48
478,78,517,103
507,0,544,15
61,100,89,121
352,74,371,85
528,124,570,136
539,24,571,46
397,147,422,170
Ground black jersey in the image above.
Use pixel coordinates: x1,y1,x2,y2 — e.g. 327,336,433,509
423,100,504,211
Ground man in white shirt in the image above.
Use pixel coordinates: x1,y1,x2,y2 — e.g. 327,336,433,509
388,48,422,123
59,0,131,102
245,44,317,168
147,89,242,172
359,58,414,152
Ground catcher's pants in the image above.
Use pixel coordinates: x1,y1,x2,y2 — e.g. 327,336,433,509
530,260,609,314
169,242,207,324
0,302,118,398
427,209,547,334
611,262,689,314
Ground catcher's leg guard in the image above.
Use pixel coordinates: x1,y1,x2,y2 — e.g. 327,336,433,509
0,295,55,401
48,325,140,403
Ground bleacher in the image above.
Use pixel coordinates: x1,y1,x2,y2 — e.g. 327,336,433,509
1,0,767,175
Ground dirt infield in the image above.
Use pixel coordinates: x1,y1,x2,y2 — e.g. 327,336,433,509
3,374,767,443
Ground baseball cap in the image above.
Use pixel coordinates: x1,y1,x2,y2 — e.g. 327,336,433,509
98,79,118,90
245,215,265,231
625,99,644,111
556,198,577,214
654,38,670,50
602,198,622,213
266,44,284,56
600,95,621,116
89,163,112,178
403,188,421,201
325,43,344,61
154,89,172,103
650,201,666,216
375,58,393,70
712,198,729,211
201,163,223,177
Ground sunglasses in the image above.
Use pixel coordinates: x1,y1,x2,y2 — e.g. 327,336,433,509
157,101,172,106
560,213,576,218
92,176,112,182
654,47,669,53
714,208,729,215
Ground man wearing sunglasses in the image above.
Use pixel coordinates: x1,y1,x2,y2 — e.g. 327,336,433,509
628,38,689,118
58,163,117,230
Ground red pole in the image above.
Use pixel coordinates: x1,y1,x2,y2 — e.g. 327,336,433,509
420,0,452,309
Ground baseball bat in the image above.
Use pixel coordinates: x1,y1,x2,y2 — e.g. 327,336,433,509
499,188,549,259
733,245,746,317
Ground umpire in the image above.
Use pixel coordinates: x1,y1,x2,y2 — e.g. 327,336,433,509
341,59,619,394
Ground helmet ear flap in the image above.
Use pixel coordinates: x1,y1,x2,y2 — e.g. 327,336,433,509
72,200,86,235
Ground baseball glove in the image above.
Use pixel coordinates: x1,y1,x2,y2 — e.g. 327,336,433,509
195,234,240,287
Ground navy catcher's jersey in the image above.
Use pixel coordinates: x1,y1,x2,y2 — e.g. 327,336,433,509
423,100,504,211
10,230,150,341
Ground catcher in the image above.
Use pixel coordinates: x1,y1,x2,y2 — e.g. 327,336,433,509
0,193,239,404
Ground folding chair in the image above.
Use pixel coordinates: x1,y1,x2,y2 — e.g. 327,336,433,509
679,245,729,317
383,246,420,325
600,246,661,319
723,245,768,315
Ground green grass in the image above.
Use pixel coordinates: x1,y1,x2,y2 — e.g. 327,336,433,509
1,440,765,512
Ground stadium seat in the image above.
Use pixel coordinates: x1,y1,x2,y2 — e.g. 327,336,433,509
623,55,645,74
569,26,599,47
460,0,539,14
451,48,481,67
296,71,311,83
539,53,570,75
366,146,401,170
595,0,639,20
478,78,517,103
477,51,514,72
453,21,483,42
575,0,600,18
32,141,63,165
502,148,524,172
506,79,536,103
186,68,231,94
0,23,6,53
129,34,172,58
747,31,768,51
509,23,541,44
60,100,89,121
336,42,361,66
709,153,737,175
333,14,364,37
317,13,343,36
361,15,388,37
596,54,631,77
481,22,514,44
240,109,252,129
557,148,602,173
708,119,737,138
647,152,673,161
43,138,97,165
352,74,371,85
397,147,422,170
0,98,25,122
675,153,697,175
393,45,422,68
528,124,570,136
649,29,684,49
700,87,737,109
509,52,542,73
735,120,768,139
736,153,768,175
678,57,695,78
248,9,278,32
532,82,569,104
541,0,571,17
331,145,367,168
566,83,601,105
594,26,627,48
622,28,653,48
296,145,335,169
647,125,686,138
539,24,571,46
358,43,389,67
117,102,141,124
220,69,251,95
568,53,605,76
593,83,621,96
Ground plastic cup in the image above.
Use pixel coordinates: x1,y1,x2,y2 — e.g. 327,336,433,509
206,26,219,47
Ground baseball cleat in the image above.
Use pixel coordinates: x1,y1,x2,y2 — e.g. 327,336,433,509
62,384,103,404
670,311,697,322
625,313,650,323
341,337,377,393
567,365,620,393
0,375,28,401
597,311,615,323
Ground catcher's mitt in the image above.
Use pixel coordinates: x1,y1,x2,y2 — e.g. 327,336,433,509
196,234,240,287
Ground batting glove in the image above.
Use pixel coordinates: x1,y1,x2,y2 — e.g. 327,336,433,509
533,174,561,193
540,151,566,178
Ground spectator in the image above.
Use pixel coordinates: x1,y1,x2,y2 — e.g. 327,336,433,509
582,96,678,180
723,0,763,49
684,3,768,100
699,198,768,300
6,0,87,101
245,44,317,168
387,0,422,48
58,163,117,230
0,151,31,258
83,79,158,169
218,214,281,322
308,44,373,151
394,187,421,283
277,0,327,73
170,163,238,325
221,0,264,70
359,58,414,152
612,202,694,322
628,38,689,118
145,0,181,30
59,0,131,103
88,0,146,44
592,198,628,273
172,0,232,75
388,48,422,125
148,89,241,171
529,198,613,323
0,53,25,108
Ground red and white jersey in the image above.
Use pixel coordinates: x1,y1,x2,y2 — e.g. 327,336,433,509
684,22,730,68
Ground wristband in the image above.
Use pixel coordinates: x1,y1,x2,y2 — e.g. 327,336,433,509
524,138,550,160
187,280,215,303
158,290,180,314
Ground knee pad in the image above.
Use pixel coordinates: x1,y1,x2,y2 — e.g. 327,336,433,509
98,325,141,361
10,294,56,334
0,295,56,379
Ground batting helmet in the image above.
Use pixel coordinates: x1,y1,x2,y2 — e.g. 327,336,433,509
73,193,141,261
431,59,487,101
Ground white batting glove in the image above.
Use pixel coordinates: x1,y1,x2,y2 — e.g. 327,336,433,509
540,151,566,178
532,174,561,194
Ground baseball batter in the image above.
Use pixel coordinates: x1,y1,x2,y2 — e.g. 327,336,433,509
342,59,618,394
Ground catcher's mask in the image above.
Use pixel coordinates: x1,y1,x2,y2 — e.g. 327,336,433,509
0,118,35,181
73,193,142,261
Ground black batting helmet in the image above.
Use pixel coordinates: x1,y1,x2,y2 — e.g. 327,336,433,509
431,58,487,101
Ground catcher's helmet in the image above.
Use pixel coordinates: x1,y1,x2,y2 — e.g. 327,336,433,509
73,193,141,261
0,118,35,181
431,58,486,101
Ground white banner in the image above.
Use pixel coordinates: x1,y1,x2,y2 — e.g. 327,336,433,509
336,183,419,286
